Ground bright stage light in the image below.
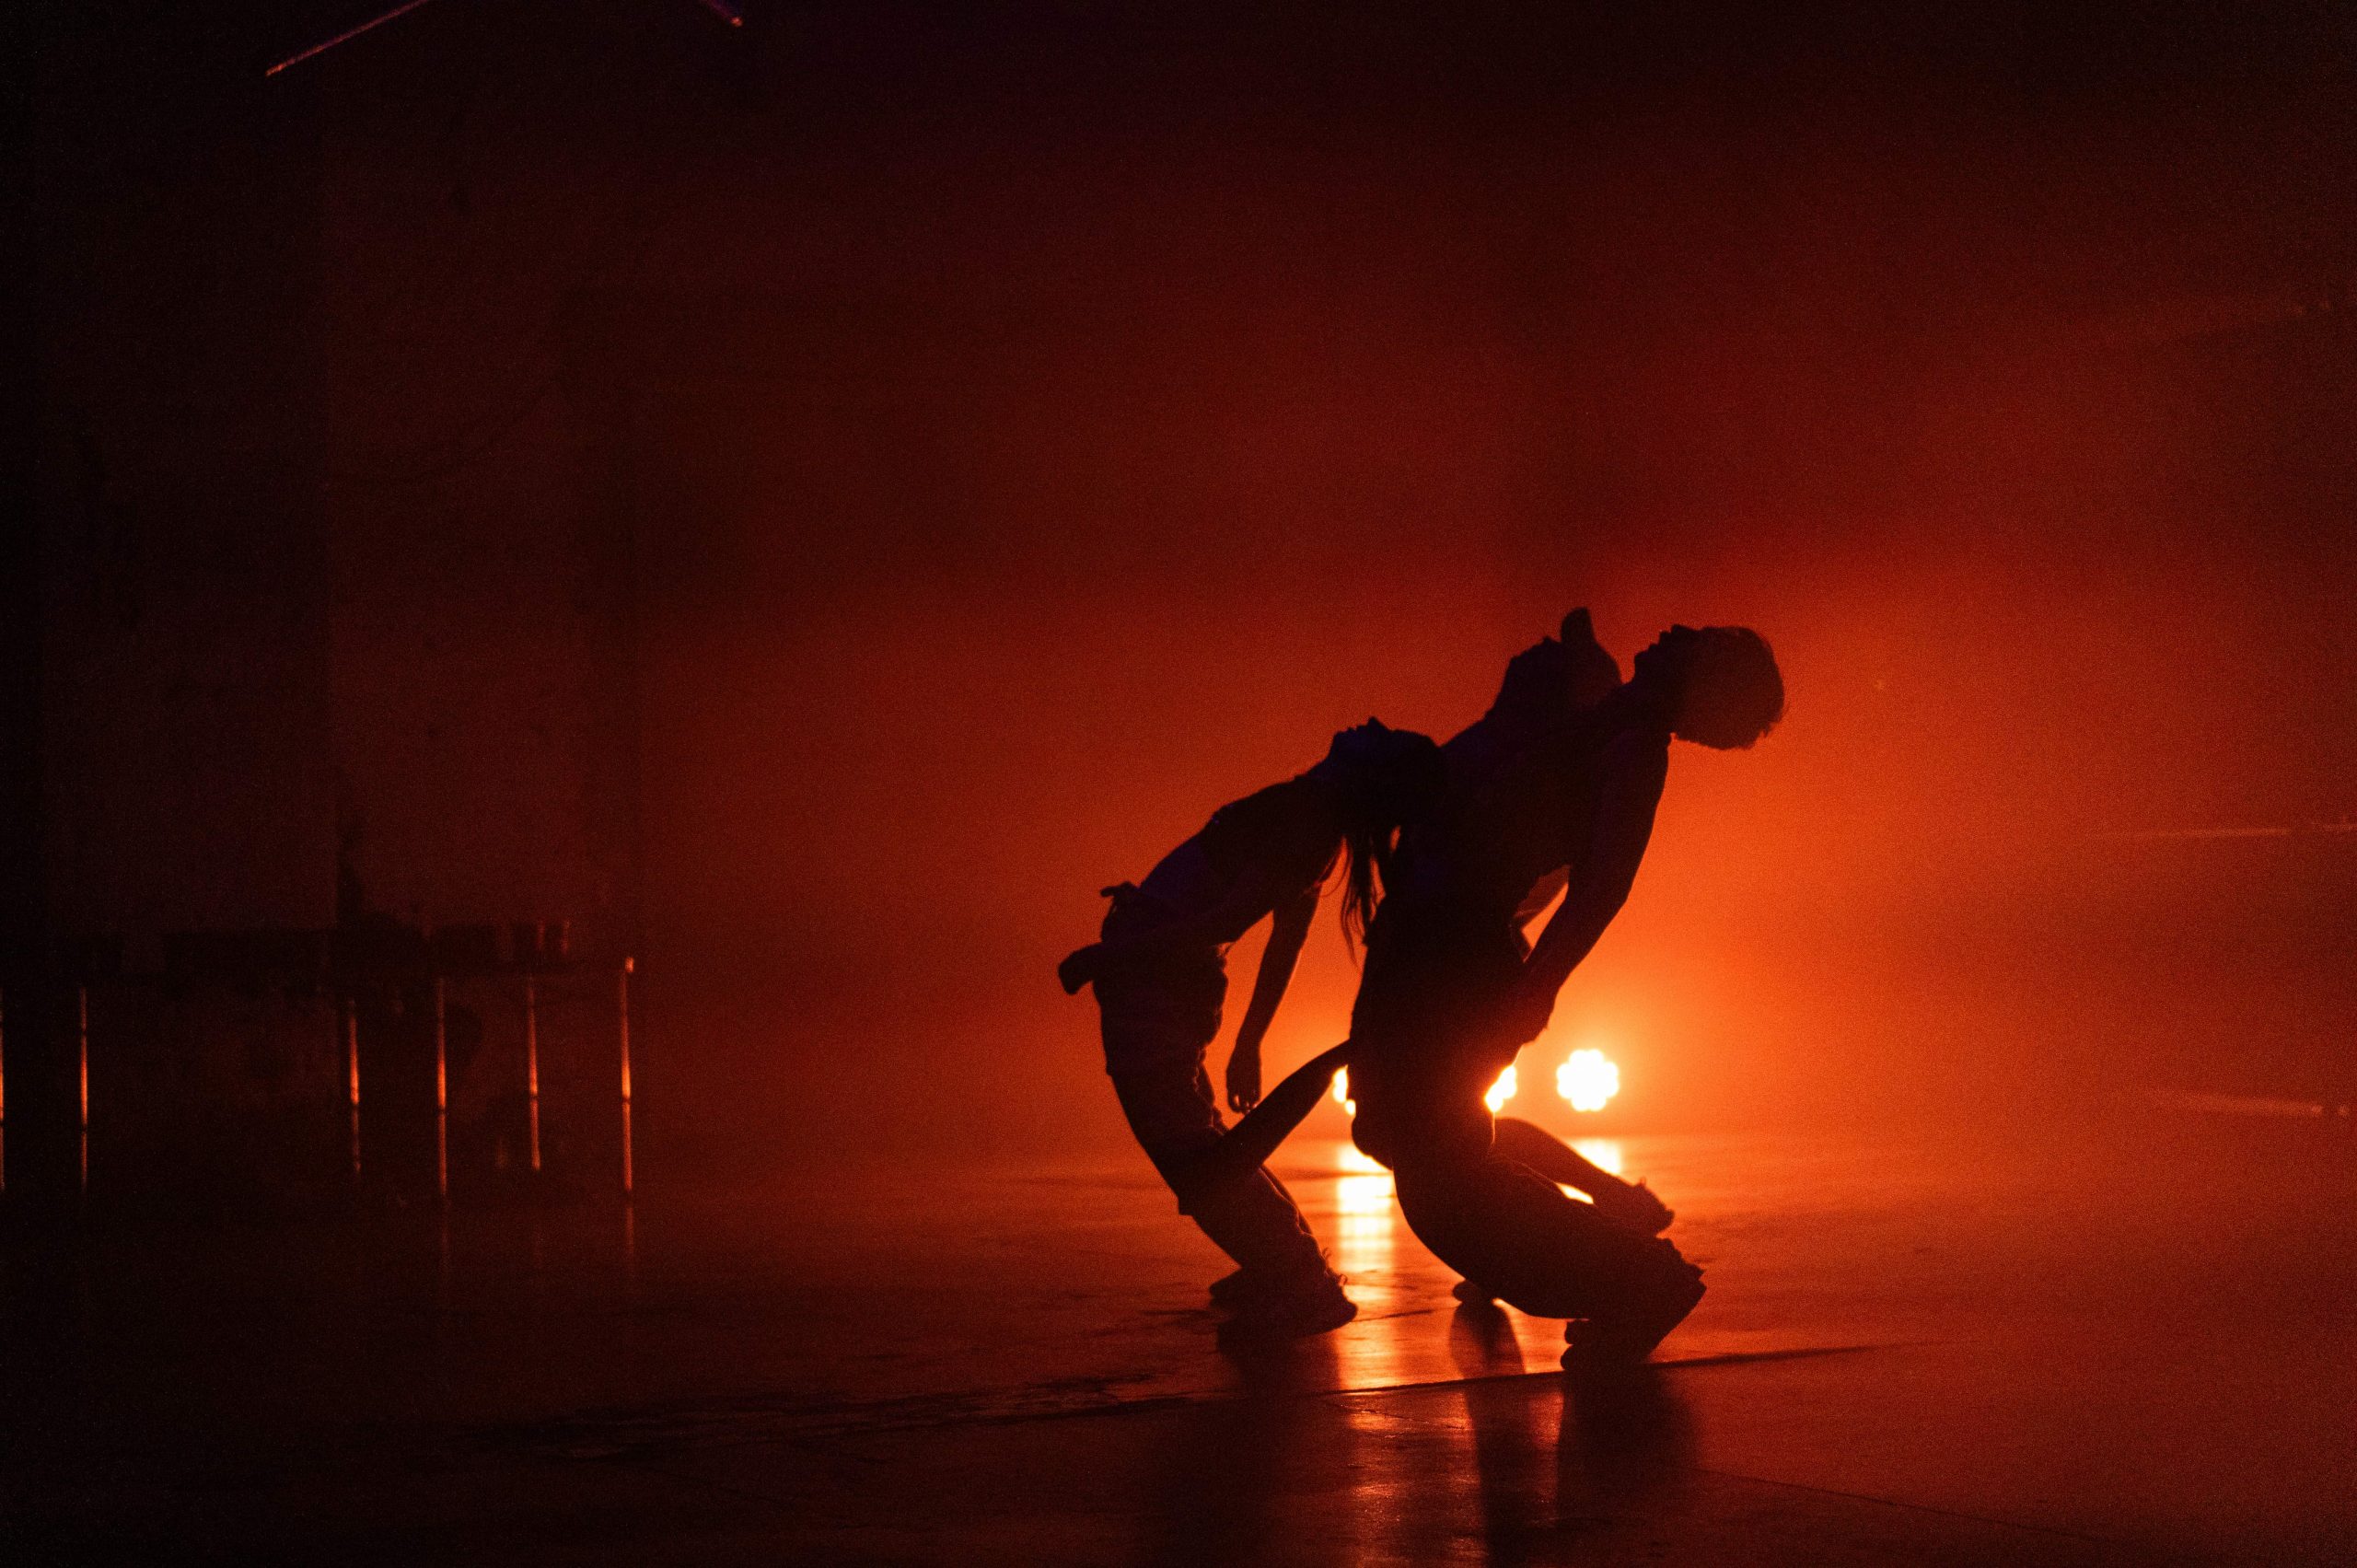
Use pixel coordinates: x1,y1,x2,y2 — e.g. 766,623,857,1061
1556,1048,1620,1113
1333,1058,1573,1116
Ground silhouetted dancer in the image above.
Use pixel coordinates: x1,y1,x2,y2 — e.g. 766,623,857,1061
1188,617,1684,1219
1351,617,1784,1367
1060,720,1443,1335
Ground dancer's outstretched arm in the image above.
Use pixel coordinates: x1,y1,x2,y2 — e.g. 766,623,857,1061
1172,1040,1351,1208
1501,733,1667,1041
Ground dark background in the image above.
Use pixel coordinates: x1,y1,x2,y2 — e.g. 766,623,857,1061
8,2,2356,1189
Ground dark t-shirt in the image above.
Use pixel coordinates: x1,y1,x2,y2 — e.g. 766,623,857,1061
1401,703,1667,922
1197,778,1345,899
1109,723,1438,958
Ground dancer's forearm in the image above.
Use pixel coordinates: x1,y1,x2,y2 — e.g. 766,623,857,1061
1516,738,1666,1011
1492,1117,1616,1196
1493,1117,1674,1233
1227,890,1317,1108
1172,1041,1351,1207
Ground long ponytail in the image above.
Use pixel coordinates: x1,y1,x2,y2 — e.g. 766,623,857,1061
1308,719,1443,958
1335,818,1394,958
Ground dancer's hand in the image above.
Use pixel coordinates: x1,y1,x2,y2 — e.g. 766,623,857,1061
1225,1043,1262,1113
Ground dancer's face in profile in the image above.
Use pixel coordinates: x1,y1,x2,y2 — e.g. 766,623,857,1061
1638,625,1785,749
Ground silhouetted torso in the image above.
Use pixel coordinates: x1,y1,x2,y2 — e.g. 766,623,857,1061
1127,777,1344,948
1396,685,1668,942
1349,686,1668,1166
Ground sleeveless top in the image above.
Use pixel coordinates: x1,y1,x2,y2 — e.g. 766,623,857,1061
1191,777,1347,937
1114,722,1442,952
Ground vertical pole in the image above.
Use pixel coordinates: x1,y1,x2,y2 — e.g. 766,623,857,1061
618,957,633,1197
523,975,540,1173
75,982,88,1193
343,998,361,1181
622,1195,637,1287
433,975,447,1204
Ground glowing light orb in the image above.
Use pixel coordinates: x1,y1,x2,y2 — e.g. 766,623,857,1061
1330,1066,1353,1114
1556,1048,1620,1112
1484,1064,1518,1114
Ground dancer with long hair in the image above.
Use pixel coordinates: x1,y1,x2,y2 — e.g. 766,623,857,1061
1060,720,1442,1335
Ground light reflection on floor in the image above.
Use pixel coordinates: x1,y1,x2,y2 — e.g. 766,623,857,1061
8,1125,2356,1562
1330,1171,1395,1280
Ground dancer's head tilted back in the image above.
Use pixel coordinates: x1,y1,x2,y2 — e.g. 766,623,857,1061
1312,717,1443,823
1306,718,1445,948
1632,624,1784,749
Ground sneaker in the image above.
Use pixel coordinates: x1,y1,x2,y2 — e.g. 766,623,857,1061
1208,1266,1326,1307
1221,1273,1358,1338
1560,1264,1705,1370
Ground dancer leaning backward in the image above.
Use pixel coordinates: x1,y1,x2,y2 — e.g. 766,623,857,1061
1059,720,1441,1337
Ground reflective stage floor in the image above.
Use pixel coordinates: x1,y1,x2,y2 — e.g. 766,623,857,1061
4,1122,2352,1564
